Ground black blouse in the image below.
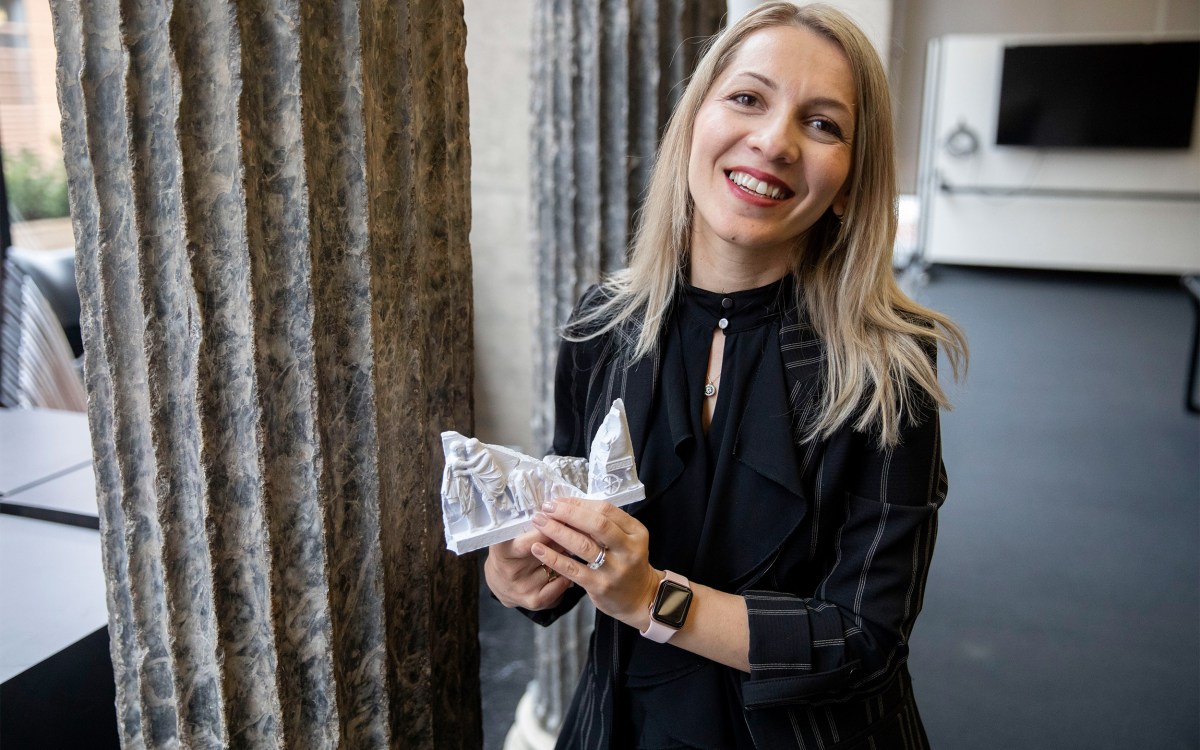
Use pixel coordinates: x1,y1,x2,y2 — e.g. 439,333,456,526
620,275,794,749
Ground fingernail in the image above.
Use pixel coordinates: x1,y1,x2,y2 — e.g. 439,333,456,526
542,499,557,513
532,512,547,527
531,543,545,557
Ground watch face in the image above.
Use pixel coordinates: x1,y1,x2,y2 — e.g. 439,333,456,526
653,580,693,629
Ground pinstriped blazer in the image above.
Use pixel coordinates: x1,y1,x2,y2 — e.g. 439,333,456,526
528,286,944,749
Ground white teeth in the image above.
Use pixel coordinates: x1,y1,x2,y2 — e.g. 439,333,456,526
728,171,785,200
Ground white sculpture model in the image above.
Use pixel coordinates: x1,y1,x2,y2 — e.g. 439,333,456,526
439,399,644,554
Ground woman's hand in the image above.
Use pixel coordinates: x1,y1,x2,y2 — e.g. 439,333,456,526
530,496,662,630
484,530,573,611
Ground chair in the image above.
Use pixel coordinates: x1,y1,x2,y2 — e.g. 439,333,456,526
0,257,87,411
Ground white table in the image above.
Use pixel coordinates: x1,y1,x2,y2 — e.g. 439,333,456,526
0,408,92,496
0,409,117,744
0,407,107,683
0,515,109,682
0,407,98,527
1,463,99,526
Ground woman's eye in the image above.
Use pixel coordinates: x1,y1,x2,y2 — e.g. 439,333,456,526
729,93,758,107
810,118,845,139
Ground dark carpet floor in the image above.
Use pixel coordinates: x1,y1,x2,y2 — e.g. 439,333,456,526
479,265,1200,749
910,266,1199,749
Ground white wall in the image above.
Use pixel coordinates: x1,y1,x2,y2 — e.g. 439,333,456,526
892,0,1200,191
918,34,1200,273
464,0,535,450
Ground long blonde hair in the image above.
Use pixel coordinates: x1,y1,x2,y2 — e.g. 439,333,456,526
568,1,967,448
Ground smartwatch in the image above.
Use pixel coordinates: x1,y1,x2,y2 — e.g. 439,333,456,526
640,570,693,643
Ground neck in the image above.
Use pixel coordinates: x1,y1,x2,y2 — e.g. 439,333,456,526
688,236,792,293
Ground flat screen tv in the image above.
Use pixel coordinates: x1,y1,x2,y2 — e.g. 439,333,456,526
996,41,1200,149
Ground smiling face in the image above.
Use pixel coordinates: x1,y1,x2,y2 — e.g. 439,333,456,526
686,23,856,280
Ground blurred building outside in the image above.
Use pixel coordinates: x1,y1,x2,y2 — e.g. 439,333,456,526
1,0,72,253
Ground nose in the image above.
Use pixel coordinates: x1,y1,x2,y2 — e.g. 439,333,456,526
747,113,800,163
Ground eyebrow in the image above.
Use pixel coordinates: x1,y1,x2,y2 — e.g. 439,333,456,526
729,71,855,116
738,71,779,90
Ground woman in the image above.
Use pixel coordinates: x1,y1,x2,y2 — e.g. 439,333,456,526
486,3,967,748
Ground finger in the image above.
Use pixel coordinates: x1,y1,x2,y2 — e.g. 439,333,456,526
486,534,566,600
494,528,555,559
536,562,569,589
531,541,591,586
528,570,573,610
531,511,606,567
541,498,629,547
555,496,640,536
486,546,571,603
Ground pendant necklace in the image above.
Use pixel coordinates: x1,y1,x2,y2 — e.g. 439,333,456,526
704,373,721,398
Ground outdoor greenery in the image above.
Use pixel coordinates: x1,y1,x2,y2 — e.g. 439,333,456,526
6,148,69,221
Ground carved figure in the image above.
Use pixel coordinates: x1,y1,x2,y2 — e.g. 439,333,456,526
544,455,588,491
508,465,548,513
440,438,476,522
443,437,506,529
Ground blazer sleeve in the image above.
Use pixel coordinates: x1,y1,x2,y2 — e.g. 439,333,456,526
740,381,946,709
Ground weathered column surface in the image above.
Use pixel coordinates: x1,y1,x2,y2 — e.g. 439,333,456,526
51,0,479,748
531,0,725,447
516,1,724,747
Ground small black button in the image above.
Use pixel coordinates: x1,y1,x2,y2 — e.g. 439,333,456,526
721,297,733,310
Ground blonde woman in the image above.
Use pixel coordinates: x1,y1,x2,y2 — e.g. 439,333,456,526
486,3,967,747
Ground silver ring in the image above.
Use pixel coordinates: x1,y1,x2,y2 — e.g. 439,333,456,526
588,546,607,570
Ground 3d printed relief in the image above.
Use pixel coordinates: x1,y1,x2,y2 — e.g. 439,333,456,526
440,399,644,554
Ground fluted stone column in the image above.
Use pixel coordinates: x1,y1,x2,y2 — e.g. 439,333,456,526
531,0,725,447
513,2,724,747
51,1,479,748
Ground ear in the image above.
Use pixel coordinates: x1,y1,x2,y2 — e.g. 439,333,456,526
831,183,850,218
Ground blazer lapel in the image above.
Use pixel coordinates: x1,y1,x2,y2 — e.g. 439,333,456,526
778,305,826,421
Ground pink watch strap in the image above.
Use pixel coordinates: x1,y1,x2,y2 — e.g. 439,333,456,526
640,570,690,643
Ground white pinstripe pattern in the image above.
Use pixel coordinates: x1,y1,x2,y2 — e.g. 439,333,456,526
807,709,826,750
785,355,826,367
879,446,894,501
811,638,845,647
754,662,814,670
824,707,840,743
788,707,807,748
924,416,940,503
816,489,849,602
809,459,824,558
853,503,890,615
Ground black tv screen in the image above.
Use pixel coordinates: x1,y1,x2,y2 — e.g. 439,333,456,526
996,41,1200,149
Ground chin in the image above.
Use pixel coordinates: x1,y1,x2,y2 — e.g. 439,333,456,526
721,230,796,256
